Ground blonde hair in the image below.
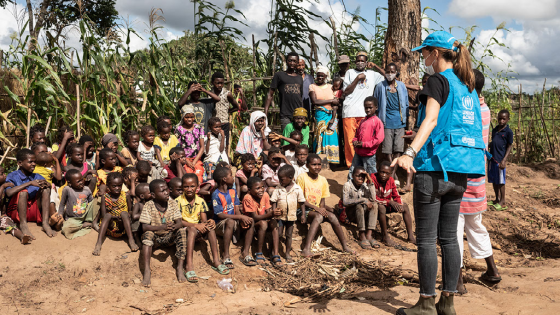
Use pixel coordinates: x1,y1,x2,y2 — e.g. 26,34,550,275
427,41,475,92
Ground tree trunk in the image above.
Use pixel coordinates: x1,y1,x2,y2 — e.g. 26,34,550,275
383,0,422,126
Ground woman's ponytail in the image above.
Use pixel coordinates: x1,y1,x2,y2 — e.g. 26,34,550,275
452,41,475,92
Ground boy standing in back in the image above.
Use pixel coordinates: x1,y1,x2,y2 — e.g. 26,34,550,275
488,109,513,210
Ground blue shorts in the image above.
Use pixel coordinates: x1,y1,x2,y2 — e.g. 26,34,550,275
488,160,506,184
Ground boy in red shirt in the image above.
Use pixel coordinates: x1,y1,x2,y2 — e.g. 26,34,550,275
372,161,415,246
348,96,384,180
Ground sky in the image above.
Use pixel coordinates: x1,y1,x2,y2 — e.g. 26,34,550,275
1,0,559,93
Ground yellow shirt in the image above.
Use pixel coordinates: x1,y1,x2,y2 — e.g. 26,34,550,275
154,135,179,164
296,173,330,208
34,166,54,186
176,194,209,224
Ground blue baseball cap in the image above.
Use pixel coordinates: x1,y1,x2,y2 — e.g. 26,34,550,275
412,31,458,52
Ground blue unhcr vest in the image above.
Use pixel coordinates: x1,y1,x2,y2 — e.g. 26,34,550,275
413,69,485,181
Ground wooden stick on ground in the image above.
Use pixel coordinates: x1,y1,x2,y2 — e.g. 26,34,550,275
0,146,12,165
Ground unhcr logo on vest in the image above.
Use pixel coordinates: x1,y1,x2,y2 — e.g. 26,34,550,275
462,96,474,110
462,136,475,147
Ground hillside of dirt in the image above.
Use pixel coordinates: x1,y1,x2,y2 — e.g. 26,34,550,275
1,162,560,314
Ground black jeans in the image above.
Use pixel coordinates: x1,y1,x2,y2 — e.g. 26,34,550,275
413,171,467,296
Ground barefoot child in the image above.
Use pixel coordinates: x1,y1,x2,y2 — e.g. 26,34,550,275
120,130,140,166
131,183,151,248
136,161,151,184
372,161,415,246
271,165,308,262
59,169,95,239
63,143,96,192
168,177,183,200
140,179,187,286
488,109,513,210
343,167,379,249
164,147,186,183
178,173,229,283
235,153,258,200
5,149,55,238
212,166,256,269
92,172,138,255
297,154,354,256
33,152,63,230
242,177,283,267
262,147,291,196
1,181,32,244
154,121,179,165
204,117,230,180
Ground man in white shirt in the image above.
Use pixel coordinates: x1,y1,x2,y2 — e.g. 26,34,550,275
342,52,384,167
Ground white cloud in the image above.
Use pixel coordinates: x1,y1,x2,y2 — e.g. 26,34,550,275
449,0,559,21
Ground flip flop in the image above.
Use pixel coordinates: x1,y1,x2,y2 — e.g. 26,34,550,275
358,240,372,249
480,271,502,283
223,258,234,269
211,264,230,275
254,252,269,266
493,204,508,211
270,255,284,268
369,239,381,249
487,200,495,206
185,270,198,283
239,255,257,267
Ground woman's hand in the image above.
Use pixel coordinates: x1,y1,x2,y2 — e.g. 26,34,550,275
391,155,416,174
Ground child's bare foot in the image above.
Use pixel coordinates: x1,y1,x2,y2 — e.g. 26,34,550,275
20,225,36,240
42,225,57,237
21,235,32,244
382,235,397,247
343,246,356,255
128,239,139,252
285,255,294,263
408,236,417,245
92,244,102,256
177,267,187,283
142,269,151,287
300,248,313,258
82,222,92,228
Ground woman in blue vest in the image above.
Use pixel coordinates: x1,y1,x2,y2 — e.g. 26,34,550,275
393,31,485,315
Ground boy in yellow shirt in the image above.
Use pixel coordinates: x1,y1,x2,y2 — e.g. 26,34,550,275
296,154,354,257
177,173,229,283
154,121,179,165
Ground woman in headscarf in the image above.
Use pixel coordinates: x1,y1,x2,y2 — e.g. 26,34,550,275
176,105,206,183
234,111,271,166
309,65,340,164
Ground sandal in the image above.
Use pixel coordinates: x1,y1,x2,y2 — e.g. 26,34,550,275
254,252,269,266
270,255,284,268
223,258,235,269
211,264,230,275
480,271,502,283
369,239,381,249
239,255,257,267
358,240,372,249
185,270,198,283
487,200,495,206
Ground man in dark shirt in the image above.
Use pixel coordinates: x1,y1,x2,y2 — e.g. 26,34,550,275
264,52,304,132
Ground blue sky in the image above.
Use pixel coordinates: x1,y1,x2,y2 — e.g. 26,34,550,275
1,0,559,93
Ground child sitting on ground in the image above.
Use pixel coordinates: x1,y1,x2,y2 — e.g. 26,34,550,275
235,153,259,200
93,172,137,255
33,152,63,231
63,143,96,192
282,107,310,146
131,183,151,248
372,161,415,246
168,177,183,200
292,145,309,179
198,161,229,203
122,167,138,198
282,130,303,164
52,125,75,166
120,130,140,166
1,178,32,244
98,133,128,167
262,147,291,196
5,149,54,238
176,105,205,184
96,148,123,196
204,117,230,180
138,125,166,180
271,165,308,263
136,161,151,184
140,179,187,286
343,166,379,249
154,121,179,165
242,176,283,267
79,135,96,170
348,96,384,180
164,147,186,183
297,154,354,257
488,109,513,210
178,173,229,283
59,169,95,239
212,166,256,269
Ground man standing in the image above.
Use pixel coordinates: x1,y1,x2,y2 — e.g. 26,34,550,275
336,55,350,79
264,52,303,132
297,59,315,120
342,52,384,167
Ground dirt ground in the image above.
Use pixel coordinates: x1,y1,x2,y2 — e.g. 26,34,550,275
2,162,560,314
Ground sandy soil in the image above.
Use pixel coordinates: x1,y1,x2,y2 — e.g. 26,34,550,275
1,162,560,314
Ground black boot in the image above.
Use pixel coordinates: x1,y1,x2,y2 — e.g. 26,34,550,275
396,295,436,315
435,294,456,315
